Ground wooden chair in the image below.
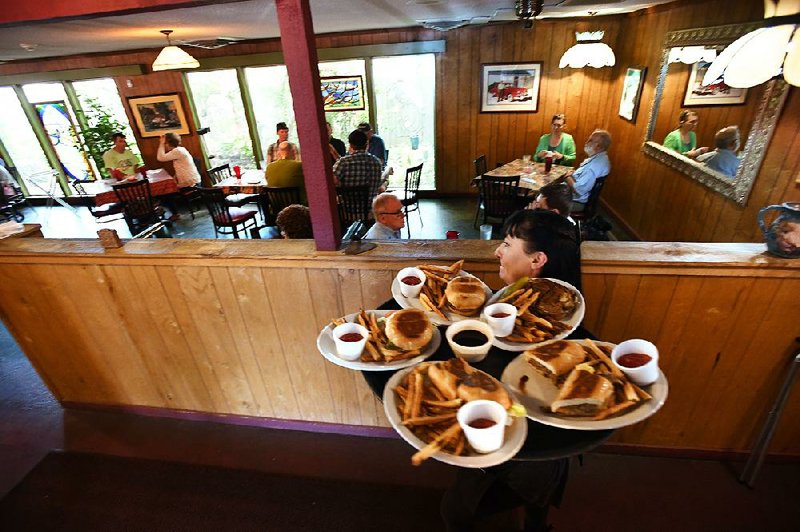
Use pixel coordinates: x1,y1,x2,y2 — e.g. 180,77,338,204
400,163,423,237
259,186,302,227
573,175,608,240
113,179,164,234
207,163,232,185
208,163,259,212
176,185,202,220
336,185,373,230
199,187,258,239
478,174,521,228
473,155,487,228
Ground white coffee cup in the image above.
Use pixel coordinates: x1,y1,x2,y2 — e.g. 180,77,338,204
445,320,494,363
483,303,517,337
611,338,660,386
457,400,508,454
396,267,426,298
332,322,369,361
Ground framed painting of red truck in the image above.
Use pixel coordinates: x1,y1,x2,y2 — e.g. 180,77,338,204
480,62,542,113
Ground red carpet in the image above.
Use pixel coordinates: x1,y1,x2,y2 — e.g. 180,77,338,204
0,451,445,531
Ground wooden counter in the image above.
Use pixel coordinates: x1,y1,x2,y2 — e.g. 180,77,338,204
0,238,798,456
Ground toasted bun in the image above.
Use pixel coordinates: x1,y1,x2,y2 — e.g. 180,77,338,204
457,372,512,410
551,369,614,416
525,341,587,383
428,364,459,400
445,276,486,315
385,308,433,351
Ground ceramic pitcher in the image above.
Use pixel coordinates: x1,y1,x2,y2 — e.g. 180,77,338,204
758,202,800,258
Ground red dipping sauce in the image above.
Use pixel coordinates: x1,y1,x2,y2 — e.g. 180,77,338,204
468,418,496,429
492,312,511,318
339,333,363,342
401,275,422,286
617,353,652,368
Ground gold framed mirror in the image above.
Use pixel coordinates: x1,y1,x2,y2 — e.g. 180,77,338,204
641,22,790,206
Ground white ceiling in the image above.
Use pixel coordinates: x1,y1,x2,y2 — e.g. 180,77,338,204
0,0,677,63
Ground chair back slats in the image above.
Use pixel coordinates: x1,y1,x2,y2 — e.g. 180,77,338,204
479,175,521,223
261,186,302,226
113,179,161,230
336,185,372,228
403,163,423,207
208,164,232,185
573,175,609,221
199,187,233,224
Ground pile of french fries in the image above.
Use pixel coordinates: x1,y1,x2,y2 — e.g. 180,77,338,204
497,285,571,343
562,339,652,421
394,361,471,466
414,260,466,320
330,310,424,363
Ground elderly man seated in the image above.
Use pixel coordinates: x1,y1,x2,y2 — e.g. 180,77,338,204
564,129,611,213
698,126,740,178
364,193,405,239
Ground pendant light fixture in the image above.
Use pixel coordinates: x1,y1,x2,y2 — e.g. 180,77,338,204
702,0,799,88
152,30,200,72
559,30,616,69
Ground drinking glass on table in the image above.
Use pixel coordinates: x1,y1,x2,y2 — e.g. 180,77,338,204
522,154,532,164
233,165,242,179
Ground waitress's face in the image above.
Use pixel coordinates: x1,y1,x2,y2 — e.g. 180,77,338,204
495,236,537,285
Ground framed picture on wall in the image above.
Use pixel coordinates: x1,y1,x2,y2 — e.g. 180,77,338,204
480,62,542,113
127,93,190,138
321,75,366,112
619,66,647,122
683,61,747,106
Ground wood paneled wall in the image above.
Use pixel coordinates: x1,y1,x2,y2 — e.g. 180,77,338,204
0,238,798,455
0,0,797,241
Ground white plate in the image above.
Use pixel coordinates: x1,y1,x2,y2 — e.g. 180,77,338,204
383,364,528,468
485,278,585,351
316,310,441,371
392,271,493,326
500,341,669,431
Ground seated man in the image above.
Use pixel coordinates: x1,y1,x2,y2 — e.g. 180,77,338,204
157,133,200,189
265,141,306,203
358,122,387,169
699,126,740,178
333,129,383,199
266,122,300,164
364,193,405,239
564,129,611,212
103,132,140,178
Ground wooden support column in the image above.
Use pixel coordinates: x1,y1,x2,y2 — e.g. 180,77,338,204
275,0,341,251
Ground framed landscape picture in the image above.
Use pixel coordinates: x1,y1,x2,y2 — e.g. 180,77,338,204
127,93,190,138
480,62,542,113
321,75,366,112
683,61,747,106
619,66,646,122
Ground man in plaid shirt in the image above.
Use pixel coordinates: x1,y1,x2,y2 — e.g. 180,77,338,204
333,129,383,199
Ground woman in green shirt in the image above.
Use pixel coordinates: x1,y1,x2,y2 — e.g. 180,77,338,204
663,110,709,158
534,114,577,167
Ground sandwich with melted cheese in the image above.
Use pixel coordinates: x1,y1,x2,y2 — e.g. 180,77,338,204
525,340,587,384
427,358,511,409
550,368,614,417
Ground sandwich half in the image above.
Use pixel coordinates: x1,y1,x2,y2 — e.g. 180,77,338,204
525,340,587,385
550,368,614,417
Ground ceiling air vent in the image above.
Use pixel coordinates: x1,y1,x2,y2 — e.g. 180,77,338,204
178,37,245,50
420,20,470,31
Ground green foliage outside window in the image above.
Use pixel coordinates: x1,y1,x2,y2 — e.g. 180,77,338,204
78,97,128,179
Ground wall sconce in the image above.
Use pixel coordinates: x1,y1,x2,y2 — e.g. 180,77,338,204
702,0,799,88
668,46,717,64
152,30,200,72
559,31,616,68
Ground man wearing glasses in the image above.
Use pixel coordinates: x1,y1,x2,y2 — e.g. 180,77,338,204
364,193,405,239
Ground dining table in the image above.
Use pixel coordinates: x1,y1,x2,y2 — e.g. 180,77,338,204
90,169,179,206
213,169,266,194
477,159,572,193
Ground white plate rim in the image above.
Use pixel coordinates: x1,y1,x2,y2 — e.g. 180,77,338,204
485,278,585,352
316,310,441,371
500,340,669,430
391,270,493,326
382,363,527,468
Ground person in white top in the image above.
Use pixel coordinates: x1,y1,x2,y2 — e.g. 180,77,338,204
157,133,201,189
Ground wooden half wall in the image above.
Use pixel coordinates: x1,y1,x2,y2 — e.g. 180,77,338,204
0,238,798,456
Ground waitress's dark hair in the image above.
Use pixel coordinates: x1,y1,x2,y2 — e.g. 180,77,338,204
501,209,581,289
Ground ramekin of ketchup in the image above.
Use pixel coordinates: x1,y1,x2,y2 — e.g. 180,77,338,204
611,339,660,387
396,267,427,298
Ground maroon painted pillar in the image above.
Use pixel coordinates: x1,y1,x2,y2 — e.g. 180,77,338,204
275,0,341,250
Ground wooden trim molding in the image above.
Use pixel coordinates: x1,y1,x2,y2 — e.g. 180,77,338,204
0,65,145,86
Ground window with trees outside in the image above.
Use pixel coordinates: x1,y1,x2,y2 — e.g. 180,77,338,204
0,87,52,194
